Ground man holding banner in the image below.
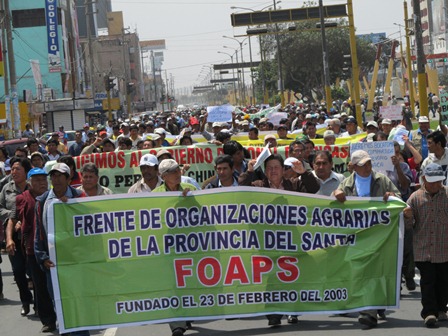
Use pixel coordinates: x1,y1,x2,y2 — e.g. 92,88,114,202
334,150,401,328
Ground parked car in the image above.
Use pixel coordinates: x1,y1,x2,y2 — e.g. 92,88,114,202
0,138,30,157
39,130,77,150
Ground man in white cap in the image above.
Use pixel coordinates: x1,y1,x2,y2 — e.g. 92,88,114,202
380,118,393,137
264,134,278,148
323,130,336,146
409,116,433,160
34,163,90,335
154,127,171,147
128,154,162,193
334,150,400,328
404,163,448,328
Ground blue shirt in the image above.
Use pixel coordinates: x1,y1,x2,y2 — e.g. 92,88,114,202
354,172,372,197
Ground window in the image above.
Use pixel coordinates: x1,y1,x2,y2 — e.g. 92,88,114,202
12,8,62,28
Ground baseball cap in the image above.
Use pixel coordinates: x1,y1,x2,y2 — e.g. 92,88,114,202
351,150,371,166
83,123,90,128
346,116,356,124
27,167,48,179
151,134,161,141
212,122,221,128
154,128,166,135
277,124,288,130
323,130,336,138
158,159,179,175
418,116,429,123
121,122,129,127
156,149,173,159
139,154,158,167
381,118,392,125
49,162,71,176
264,134,277,141
423,163,446,182
367,121,379,128
30,151,45,160
99,130,107,136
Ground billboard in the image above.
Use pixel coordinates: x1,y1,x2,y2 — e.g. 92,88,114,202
45,0,62,73
140,40,166,51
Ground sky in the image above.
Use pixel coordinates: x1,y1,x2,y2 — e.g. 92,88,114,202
110,0,406,93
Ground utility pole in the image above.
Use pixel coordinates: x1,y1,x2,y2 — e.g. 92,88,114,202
0,0,11,138
412,0,428,117
85,0,96,96
319,0,332,112
404,1,415,116
151,50,158,109
122,27,130,116
347,0,362,126
273,0,285,107
4,0,20,137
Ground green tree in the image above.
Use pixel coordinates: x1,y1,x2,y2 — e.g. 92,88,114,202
253,18,376,102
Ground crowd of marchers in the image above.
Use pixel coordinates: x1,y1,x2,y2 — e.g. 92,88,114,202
0,99,448,336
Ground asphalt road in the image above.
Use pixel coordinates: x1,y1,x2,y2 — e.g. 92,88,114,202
1,251,447,336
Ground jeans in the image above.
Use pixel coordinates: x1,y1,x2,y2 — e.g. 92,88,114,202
415,261,448,319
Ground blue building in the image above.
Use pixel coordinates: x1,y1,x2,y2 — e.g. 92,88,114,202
2,0,78,101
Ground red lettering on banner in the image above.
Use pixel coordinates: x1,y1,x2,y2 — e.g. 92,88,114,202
174,258,193,287
129,152,139,167
252,256,273,284
277,256,299,282
204,148,213,163
187,147,195,163
217,147,224,155
108,152,117,167
196,148,204,164
223,256,250,285
95,153,107,168
178,148,187,165
117,151,126,168
198,257,221,286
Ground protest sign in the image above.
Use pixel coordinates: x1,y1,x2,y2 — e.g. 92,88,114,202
49,188,405,333
350,141,395,172
46,141,357,194
392,127,409,146
379,105,402,120
206,105,233,123
266,112,288,125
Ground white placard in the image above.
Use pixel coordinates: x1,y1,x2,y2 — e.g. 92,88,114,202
350,141,395,172
379,105,402,120
392,127,409,146
253,144,271,171
266,112,288,126
206,105,233,123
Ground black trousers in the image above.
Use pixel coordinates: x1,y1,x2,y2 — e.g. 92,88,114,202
8,243,33,305
415,261,448,319
27,255,56,325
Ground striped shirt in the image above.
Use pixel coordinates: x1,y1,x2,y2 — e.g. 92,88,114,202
407,186,448,263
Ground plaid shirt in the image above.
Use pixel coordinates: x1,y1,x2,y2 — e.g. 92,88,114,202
407,186,448,263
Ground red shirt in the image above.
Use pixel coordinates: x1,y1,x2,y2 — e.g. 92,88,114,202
16,190,38,256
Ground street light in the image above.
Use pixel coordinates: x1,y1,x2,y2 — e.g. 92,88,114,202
223,45,243,103
218,51,238,104
223,35,249,104
231,3,281,105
